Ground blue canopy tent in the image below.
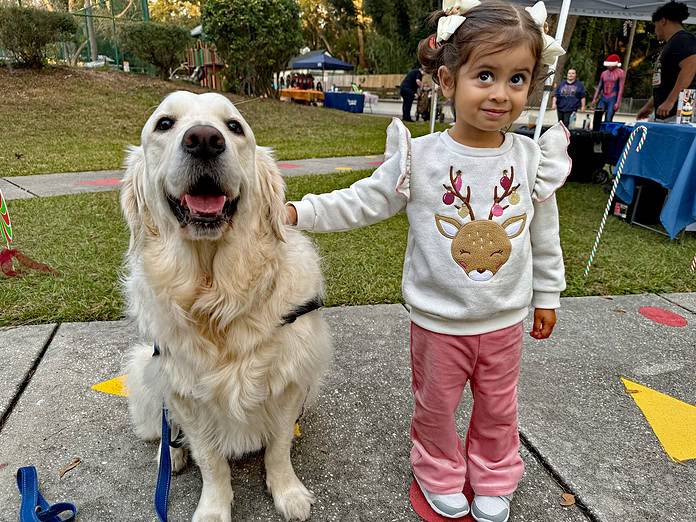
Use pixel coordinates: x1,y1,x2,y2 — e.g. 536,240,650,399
289,50,354,71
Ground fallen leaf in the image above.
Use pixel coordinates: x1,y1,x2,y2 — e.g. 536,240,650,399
561,493,575,507
59,457,81,478
626,388,640,395
613,308,626,314
294,422,302,438
0,463,7,471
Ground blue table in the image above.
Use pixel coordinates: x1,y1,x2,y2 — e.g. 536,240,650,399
605,122,696,239
323,92,364,113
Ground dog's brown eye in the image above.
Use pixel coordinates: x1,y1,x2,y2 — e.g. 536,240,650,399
155,117,175,132
227,120,244,135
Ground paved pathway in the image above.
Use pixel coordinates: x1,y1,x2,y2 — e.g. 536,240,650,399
1,155,386,201
1,295,694,520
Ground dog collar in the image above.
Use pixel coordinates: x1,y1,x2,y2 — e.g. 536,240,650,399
281,296,324,325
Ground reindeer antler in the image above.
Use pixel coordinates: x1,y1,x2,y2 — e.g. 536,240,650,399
442,166,475,220
488,166,521,220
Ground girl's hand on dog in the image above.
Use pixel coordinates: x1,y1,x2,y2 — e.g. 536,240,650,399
285,204,298,226
530,308,556,340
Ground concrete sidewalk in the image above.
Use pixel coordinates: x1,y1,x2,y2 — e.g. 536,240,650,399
1,294,694,521
1,155,386,201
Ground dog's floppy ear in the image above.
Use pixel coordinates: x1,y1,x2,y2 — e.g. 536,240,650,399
255,147,287,242
121,145,147,243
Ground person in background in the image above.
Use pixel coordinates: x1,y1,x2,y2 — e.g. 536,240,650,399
637,1,696,121
552,68,586,127
400,65,424,121
591,54,625,122
316,80,323,92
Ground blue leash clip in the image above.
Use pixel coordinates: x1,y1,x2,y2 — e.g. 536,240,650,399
16,466,77,522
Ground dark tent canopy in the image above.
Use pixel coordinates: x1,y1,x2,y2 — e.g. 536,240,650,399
524,0,696,24
289,50,354,71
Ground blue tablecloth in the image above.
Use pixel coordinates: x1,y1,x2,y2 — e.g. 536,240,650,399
607,122,696,239
323,92,364,113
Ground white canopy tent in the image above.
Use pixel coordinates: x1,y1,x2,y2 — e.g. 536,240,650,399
429,0,696,139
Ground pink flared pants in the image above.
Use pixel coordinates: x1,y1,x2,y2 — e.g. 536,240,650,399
409,321,525,496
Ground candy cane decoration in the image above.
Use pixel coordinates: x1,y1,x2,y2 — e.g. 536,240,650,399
691,254,696,273
0,188,13,249
584,125,648,277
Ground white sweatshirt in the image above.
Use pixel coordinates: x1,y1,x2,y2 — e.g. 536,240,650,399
292,119,570,335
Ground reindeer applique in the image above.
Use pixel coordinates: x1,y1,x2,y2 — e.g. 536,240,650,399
435,166,527,282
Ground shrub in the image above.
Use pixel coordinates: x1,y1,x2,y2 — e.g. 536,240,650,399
203,0,303,96
0,6,77,68
118,21,191,80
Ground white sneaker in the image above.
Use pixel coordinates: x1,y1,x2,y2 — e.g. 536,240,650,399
414,476,469,518
471,494,513,522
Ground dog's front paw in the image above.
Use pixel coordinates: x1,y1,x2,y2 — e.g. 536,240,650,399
192,503,232,522
271,482,315,521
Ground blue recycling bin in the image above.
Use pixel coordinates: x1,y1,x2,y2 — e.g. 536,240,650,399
323,92,364,113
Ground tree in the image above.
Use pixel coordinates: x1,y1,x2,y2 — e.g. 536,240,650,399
203,0,303,96
118,21,191,79
150,0,201,28
0,5,77,68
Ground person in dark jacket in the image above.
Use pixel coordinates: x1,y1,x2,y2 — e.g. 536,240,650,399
400,66,424,121
637,1,696,121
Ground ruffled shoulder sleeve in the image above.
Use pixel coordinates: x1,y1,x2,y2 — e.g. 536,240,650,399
384,118,412,199
533,122,572,202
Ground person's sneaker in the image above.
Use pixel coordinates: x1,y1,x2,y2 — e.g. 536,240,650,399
471,494,513,522
414,476,469,518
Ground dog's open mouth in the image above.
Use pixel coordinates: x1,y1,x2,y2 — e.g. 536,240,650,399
167,175,239,229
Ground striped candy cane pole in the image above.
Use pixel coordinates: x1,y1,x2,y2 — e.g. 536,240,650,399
584,125,648,278
691,254,696,273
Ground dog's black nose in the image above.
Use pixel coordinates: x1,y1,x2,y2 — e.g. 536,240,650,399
182,125,226,160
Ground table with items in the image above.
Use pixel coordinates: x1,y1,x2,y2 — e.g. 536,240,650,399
322,91,365,113
279,88,324,104
602,122,696,238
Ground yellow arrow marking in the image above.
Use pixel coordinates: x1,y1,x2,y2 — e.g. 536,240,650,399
335,167,353,171
622,377,696,462
91,375,128,397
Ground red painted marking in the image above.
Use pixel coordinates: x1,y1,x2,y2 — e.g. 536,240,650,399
77,178,121,186
639,307,688,327
367,161,383,165
409,479,473,521
278,163,300,169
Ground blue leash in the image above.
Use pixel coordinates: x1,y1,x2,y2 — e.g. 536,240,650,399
16,466,77,522
155,407,185,521
154,408,173,522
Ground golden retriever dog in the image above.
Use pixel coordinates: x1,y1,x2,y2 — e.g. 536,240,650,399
121,91,331,521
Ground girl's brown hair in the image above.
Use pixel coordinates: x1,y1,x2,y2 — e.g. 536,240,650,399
417,0,545,88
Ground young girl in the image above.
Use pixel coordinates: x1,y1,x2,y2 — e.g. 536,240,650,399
287,1,569,520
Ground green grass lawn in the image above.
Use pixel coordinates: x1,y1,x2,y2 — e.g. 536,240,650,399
2,175,693,327
0,66,444,177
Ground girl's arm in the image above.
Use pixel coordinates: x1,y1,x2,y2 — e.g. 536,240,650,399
529,194,566,312
528,123,570,338
288,151,408,233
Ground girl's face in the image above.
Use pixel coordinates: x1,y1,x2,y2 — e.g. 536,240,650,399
439,45,536,147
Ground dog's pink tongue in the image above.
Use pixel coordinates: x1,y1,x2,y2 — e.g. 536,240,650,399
184,194,226,214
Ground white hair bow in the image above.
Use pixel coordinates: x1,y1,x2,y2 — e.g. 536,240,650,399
525,1,565,66
436,0,481,43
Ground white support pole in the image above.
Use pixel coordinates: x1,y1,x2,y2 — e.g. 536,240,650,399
430,84,439,133
533,0,573,142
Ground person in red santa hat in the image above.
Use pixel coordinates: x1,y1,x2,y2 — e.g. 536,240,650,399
591,54,625,122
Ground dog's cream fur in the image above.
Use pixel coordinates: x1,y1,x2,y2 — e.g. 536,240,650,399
121,91,331,521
